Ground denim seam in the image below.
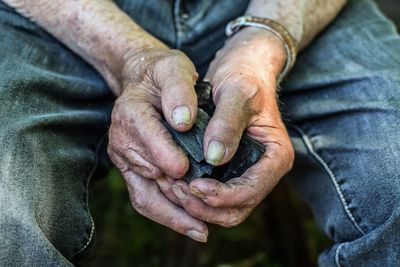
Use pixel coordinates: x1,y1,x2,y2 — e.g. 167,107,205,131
69,134,107,259
71,215,95,259
289,125,366,236
335,243,346,267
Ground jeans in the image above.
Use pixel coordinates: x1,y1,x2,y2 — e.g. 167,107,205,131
0,0,399,266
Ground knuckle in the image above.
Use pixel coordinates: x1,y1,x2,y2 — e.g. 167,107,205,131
153,50,194,80
172,163,189,178
205,198,223,208
167,49,188,61
279,140,295,173
140,167,162,180
244,198,257,209
112,95,144,125
111,100,126,124
225,215,247,228
128,164,145,175
237,83,260,101
286,146,295,171
220,209,249,228
184,202,204,219
106,145,114,157
149,167,163,179
107,147,129,173
168,216,184,230
131,195,148,213
184,200,198,213
155,50,183,68
164,158,189,179
222,218,241,228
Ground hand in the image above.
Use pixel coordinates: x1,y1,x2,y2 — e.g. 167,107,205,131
107,47,209,242
172,28,295,227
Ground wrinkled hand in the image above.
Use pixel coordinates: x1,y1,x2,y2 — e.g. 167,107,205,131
107,47,208,242
172,28,295,227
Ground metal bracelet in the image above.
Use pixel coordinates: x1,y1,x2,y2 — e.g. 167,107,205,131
226,16,298,83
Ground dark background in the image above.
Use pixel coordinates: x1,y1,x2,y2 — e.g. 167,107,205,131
81,2,399,266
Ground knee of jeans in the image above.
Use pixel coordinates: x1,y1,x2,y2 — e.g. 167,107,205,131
329,151,400,244
0,111,95,261
0,208,37,257
0,139,95,261
0,206,75,265
318,173,400,249
0,205,50,253
298,119,400,245
358,171,400,235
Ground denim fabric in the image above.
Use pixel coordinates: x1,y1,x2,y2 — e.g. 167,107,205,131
0,0,399,266
0,2,114,265
281,1,400,265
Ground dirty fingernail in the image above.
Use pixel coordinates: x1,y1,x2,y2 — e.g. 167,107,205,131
172,105,191,126
206,140,225,165
190,186,207,199
187,230,207,242
172,185,187,199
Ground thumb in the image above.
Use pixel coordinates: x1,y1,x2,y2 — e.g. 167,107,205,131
155,50,198,132
204,81,256,166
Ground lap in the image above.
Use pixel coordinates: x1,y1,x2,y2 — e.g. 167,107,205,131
0,4,113,264
282,0,400,264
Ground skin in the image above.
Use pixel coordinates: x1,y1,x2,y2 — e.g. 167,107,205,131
3,0,347,243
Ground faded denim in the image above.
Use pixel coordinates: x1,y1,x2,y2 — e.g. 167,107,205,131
0,0,399,266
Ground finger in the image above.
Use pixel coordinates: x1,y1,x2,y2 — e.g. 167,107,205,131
111,98,189,178
172,181,249,228
203,80,258,166
123,146,164,178
107,146,130,173
108,144,163,179
156,176,182,205
189,155,280,208
124,171,208,242
155,50,198,132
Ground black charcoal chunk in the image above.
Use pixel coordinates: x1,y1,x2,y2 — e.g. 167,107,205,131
161,81,266,183
162,109,213,182
195,81,215,115
212,135,266,183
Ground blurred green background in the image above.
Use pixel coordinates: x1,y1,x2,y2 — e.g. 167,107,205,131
81,169,330,267
81,2,399,266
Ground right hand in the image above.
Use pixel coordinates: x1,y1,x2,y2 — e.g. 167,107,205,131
107,47,209,242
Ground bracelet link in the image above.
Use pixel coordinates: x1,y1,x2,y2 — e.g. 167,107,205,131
225,16,297,83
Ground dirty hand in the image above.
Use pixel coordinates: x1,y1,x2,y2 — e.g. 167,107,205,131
108,46,209,242
172,28,295,227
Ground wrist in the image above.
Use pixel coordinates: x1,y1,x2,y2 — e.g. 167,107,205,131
226,27,287,81
5,0,169,96
64,10,169,95
58,1,170,95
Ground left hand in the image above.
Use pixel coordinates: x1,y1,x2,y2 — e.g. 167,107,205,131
171,27,295,227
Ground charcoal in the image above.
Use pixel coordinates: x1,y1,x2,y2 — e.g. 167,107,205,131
161,81,266,182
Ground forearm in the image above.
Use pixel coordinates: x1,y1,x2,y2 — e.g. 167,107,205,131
246,0,347,50
3,0,168,95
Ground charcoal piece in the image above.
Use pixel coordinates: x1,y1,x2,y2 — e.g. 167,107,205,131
211,135,266,183
194,81,215,115
162,109,212,181
162,81,266,183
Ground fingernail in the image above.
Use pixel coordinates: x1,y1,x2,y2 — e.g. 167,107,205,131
190,186,207,199
172,105,191,126
187,230,207,243
206,140,225,165
172,185,187,200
